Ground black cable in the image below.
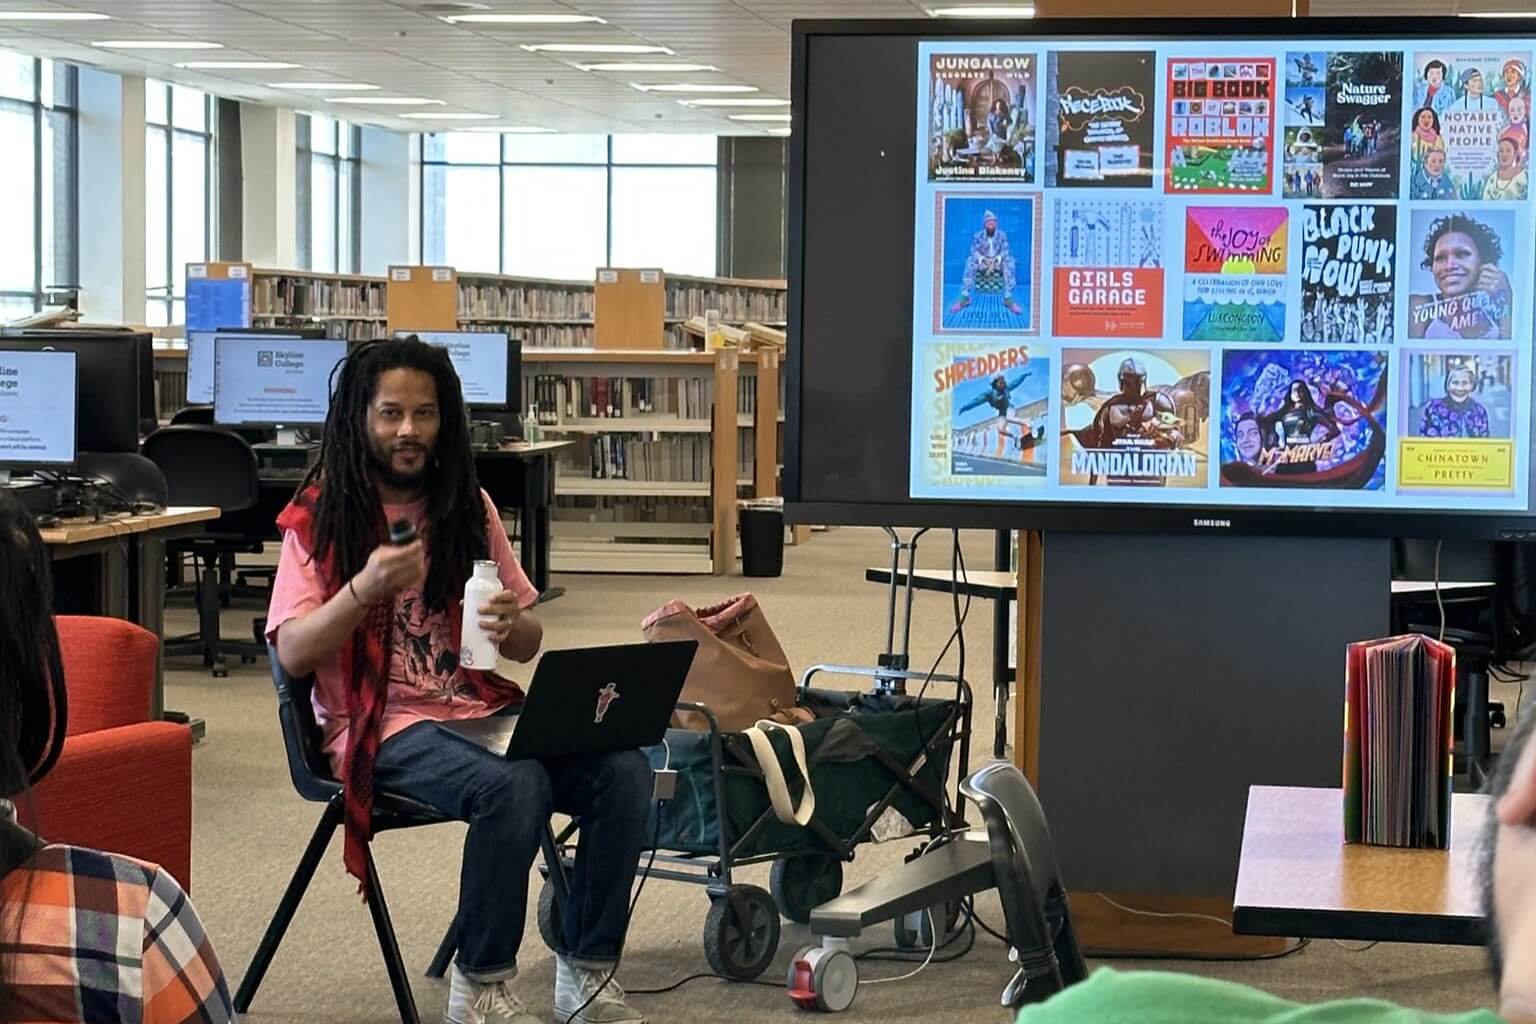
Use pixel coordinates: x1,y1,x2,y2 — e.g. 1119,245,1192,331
969,903,1011,946
627,973,781,996
1090,937,1312,963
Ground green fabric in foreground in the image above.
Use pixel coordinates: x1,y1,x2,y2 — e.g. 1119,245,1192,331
1015,969,1502,1024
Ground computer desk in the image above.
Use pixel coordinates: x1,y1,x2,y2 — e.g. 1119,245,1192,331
256,440,574,604
1233,785,1486,945
40,506,221,721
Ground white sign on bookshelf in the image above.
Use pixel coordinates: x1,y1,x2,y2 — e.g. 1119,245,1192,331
228,266,249,280
391,268,411,282
432,268,452,283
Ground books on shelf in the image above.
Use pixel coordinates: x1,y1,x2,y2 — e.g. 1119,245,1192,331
509,323,593,350
666,278,787,323
556,434,712,483
529,374,711,425
253,274,385,320
459,279,594,322
1343,634,1455,849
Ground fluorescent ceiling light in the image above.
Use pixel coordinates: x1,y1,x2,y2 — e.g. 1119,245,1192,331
765,127,791,136
175,60,301,70
462,125,556,133
579,62,716,73
0,11,110,20
1461,10,1536,14
928,4,1037,15
632,83,758,93
327,96,446,105
729,113,792,122
398,111,498,120
272,81,379,91
682,98,789,107
521,43,672,55
442,13,605,23
92,39,223,50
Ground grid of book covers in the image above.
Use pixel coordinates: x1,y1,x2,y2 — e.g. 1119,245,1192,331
910,37,1536,513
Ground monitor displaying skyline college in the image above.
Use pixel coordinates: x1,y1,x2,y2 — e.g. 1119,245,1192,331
213,335,346,427
404,331,510,407
0,348,77,465
790,18,1536,536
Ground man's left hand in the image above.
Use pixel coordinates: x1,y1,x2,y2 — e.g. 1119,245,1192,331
478,590,524,646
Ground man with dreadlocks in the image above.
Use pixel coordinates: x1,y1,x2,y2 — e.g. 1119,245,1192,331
265,338,652,1024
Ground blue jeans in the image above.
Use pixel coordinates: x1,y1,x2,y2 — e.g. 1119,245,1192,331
373,714,652,980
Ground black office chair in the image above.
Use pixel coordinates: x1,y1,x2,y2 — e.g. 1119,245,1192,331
74,451,168,510
170,405,213,425
236,650,567,1024
141,424,268,677
959,762,1088,1009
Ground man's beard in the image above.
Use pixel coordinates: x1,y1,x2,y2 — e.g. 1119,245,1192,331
370,441,432,490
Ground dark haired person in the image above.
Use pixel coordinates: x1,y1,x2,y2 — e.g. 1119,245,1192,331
1409,214,1513,341
1414,58,1455,115
0,490,234,1023
266,338,650,1024
1019,708,1536,1022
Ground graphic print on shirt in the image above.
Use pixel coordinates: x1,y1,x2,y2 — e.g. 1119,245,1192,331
391,591,472,701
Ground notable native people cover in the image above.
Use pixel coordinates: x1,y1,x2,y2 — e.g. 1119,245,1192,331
1182,206,1287,342
1300,203,1396,344
1059,349,1210,488
1399,351,1518,492
927,52,1038,182
1283,50,1403,199
1406,209,1515,341
1165,57,1276,194
1051,197,1163,338
1409,52,1530,201
932,192,1042,335
915,342,1050,491
1046,49,1156,188
1219,349,1389,490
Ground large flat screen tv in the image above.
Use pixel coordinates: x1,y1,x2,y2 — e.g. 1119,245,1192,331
788,16,1536,539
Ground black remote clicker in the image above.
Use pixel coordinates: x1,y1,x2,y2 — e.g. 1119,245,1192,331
388,519,417,546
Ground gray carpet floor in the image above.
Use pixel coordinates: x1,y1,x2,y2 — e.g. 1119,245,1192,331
160,527,1505,1022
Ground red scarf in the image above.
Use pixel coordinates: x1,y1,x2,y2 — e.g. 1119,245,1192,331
276,485,523,893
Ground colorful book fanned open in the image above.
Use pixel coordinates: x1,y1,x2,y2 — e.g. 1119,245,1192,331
1344,634,1456,849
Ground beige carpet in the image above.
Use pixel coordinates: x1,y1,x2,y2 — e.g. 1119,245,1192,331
159,526,1503,1022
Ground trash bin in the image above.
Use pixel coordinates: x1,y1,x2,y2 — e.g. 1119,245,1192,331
739,500,785,577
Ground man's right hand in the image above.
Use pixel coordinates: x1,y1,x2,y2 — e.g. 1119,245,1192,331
352,540,426,605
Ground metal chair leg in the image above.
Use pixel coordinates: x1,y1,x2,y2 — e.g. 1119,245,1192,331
234,801,342,1012
426,914,459,980
363,847,422,1024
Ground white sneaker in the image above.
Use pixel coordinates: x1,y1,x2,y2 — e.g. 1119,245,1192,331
553,958,644,1024
446,965,542,1024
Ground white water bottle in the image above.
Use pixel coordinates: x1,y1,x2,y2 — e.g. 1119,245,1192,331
459,560,502,670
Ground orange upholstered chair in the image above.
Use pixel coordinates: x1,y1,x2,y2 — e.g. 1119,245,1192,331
23,616,194,889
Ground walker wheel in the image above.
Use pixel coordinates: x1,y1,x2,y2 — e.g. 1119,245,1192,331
786,945,857,1012
703,884,779,980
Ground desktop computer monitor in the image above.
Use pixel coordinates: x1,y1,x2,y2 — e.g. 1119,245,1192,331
213,334,347,436
396,330,518,411
189,327,323,406
0,347,77,469
1,335,138,453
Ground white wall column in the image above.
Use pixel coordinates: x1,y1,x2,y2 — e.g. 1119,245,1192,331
360,126,412,274
240,103,297,267
77,69,145,324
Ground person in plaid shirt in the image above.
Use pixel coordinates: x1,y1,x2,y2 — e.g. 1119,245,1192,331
0,490,234,1023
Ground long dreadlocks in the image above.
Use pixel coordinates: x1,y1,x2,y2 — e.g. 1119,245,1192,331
0,488,66,800
300,337,487,613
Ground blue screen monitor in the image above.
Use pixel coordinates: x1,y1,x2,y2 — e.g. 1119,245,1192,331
213,335,347,428
0,348,78,466
399,331,512,409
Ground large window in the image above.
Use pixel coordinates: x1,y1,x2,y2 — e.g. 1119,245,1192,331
421,133,717,279
0,49,76,321
145,80,214,327
297,114,360,274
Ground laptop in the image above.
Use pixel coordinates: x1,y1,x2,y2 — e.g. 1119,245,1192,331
500,640,698,761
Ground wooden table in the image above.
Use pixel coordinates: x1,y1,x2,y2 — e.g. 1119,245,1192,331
476,441,574,602
42,506,221,720
1233,785,1488,945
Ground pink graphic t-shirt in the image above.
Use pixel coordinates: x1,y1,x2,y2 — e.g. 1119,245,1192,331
265,488,539,774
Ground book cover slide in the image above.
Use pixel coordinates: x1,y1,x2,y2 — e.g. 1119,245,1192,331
1409,53,1530,201
1219,349,1389,490
1059,349,1210,488
1051,197,1163,338
916,343,1050,490
927,52,1038,182
1283,50,1403,199
1399,350,1517,492
1300,203,1396,344
1046,50,1156,188
932,192,1042,335
1406,208,1515,341
1182,206,1287,342
1165,57,1276,194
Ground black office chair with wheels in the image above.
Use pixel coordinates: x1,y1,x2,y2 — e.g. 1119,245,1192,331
171,404,214,426
74,451,168,510
141,424,268,677
236,650,568,1024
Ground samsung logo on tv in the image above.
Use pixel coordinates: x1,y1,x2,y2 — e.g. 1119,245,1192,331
1192,518,1232,529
